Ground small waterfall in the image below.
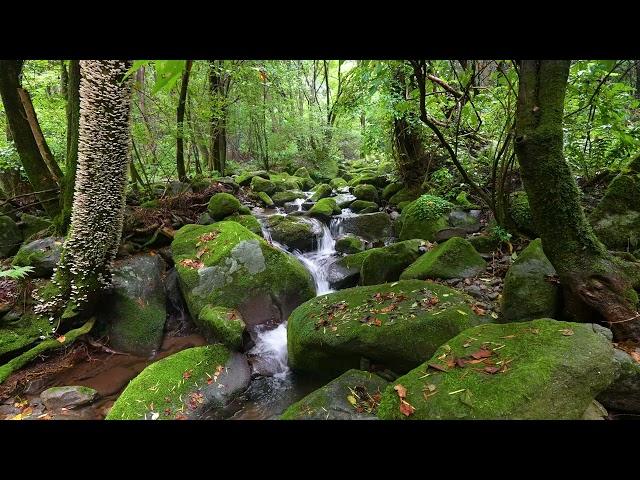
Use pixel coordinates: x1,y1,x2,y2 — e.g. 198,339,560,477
330,208,357,237
247,322,290,379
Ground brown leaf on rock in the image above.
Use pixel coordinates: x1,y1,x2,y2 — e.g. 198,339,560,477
394,384,407,399
399,400,415,416
470,349,492,359
559,328,574,336
427,362,448,372
179,258,204,270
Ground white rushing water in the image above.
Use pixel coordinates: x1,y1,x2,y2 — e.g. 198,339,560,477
250,192,341,377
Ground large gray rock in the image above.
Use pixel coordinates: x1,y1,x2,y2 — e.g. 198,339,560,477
266,215,322,252
334,212,393,243
11,236,63,277
99,254,167,356
0,215,22,258
41,386,98,410
597,348,640,414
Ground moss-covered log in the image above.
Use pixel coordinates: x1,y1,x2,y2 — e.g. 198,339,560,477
514,60,640,341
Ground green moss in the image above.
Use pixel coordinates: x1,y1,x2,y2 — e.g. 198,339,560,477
400,237,486,280
272,190,305,206
223,214,263,236
468,235,500,254
308,197,339,221
376,319,617,419
329,177,348,189
294,167,310,178
353,184,379,203
197,305,245,350
267,215,317,250
399,195,452,241
287,280,486,377
106,345,230,420
350,200,378,213
382,182,404,200
0,215,22,258
311,184,333,201
236,170,270,186
0,313,50,358
389,187,420,206
141,199,161,208
257,191,274,207
11,247,46,271
335,235,365,254
509,191,537,237
207,193,241,220
350,173,388,188
250,176,276,195
106,295,165,356
361,239,426,285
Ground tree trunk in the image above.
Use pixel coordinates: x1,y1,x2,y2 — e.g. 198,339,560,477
60,60,80,233
176,60,192,182
514,59,640,341
636,60,640,100
41,60,133,324
0,60,61,218
60,60,68,100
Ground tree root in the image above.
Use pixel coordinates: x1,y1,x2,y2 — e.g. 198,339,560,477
0,317,95,384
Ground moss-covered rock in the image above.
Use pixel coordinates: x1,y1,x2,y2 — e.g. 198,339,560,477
350,173,388,188
272,190,305,206
19,213,52,242
361,239,427,285
382,182,404,201
501,239,561,322
172,222,315,326
349,200,378,214
272,175,302,193
223,214,263,236
596,348,640,414
294,167,310,178
41,385,98,410
288,280,486,377
280,369,388,420
389,187,420,206
197,305,245,350
0,215,22,258
335,234,365,254
329,177,348,189
99,254,167,356
308,197,340,222
399,195,452,241
509,191,538,237
376,319,617,420
11,237,63,277
236,170,270,187
106,345,250,420
257,191,274,207
266,215,321,252
334,212,393,243
250,175,276,195
401,237,486,280
207,193,241,220
353,184,379,203
310,183,333,201
0,313,49,358
468,234,501,254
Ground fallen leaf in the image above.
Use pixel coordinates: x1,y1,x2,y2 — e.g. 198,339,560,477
182,370,192,379
399,400,415,416
394,384,407,399
347,395,357,406
427,362,448,372
483,366,500,374
56,335,66,343
559,328,574,336
471,349,492,359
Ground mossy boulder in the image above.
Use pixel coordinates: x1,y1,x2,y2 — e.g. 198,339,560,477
376,319,617,420
280,369,388,420
41,385,98,410
223,214,263,236
19,213,52,241
401,237,486,280
310,183,333,201
501,239,561,322
272,190,305,206
509,191,537,237
207,193,241,220
448,210,481,232
353,184,379,203
334,212,393,243
250,175,276,195
106,345,250,420
172,222,315,327
272,176,302,192
398,195,453,241
330,177,348,189
597,348,640,414
294,167,310,178
389,187,420,206
308,197,340,222
11,237,63,277
382,182,404,201
350,173,388,188
350,200,378,214
0,313,49,358
288,280,486,377
333,192,356,209
197,305,245,351
591,171,640,251
468,234,501,254
98,254,167,356
0,215,22,258
266,215,321,252
335,234,365,254
361,239,427,285
257,191,274,207
236,170,270,187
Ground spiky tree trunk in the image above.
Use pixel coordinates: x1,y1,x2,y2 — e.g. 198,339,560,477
39,60,133,324
0,60,61,218
514,60,640,341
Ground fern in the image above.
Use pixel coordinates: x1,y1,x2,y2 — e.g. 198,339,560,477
0,265,35,280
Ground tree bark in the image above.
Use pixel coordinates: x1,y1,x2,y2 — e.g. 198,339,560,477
60,60,80,233
0,60,61,218
176,60,192,182
514,60,640,341
40,60,133,324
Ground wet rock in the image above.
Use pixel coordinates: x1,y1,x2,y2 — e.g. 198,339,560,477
208,192,241,220
501,238,561,322
334,212,393,243
99,253,167,356
377,319,617,419
272,190,305,206
335,234,365,254
288,280,486,377
308,197,340,222
266,215,322,252
281,369,388,420
327,259,361,290
257,191,274,207
353,184,379,203
361,239,427,285
333,193,357,208
468,234,500,254
310,183,333,202
0,215,22,258
400,237,486,280
350,199,378,214
597,348,640,414
106,346,250,420
11,236,63,277
41,386,98,410
434,227,470,242
581,400,608,420
197,305,245,350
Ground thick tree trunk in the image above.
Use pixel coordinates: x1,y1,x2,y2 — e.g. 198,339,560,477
176,60,192,182
60,60,80,233
514,60,640,341
40,60,133,324
0,60,61,218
